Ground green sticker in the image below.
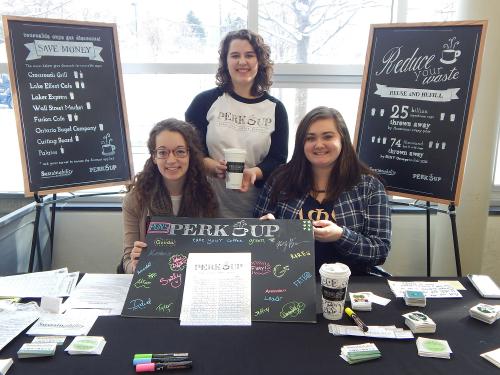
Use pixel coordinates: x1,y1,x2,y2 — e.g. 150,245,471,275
423,340,446,352
73,340,97,350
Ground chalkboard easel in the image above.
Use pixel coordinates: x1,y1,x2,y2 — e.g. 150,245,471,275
2,16,134,272
354,21,488,276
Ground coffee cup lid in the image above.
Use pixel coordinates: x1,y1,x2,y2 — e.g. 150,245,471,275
223,148,246,155
319,262,351,279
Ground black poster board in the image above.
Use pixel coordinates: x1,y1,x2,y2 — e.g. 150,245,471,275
354,21,487,204
2,16,133,196
122,217,317,323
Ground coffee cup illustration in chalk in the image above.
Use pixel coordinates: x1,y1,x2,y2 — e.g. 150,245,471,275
101,133,116,156
102,144,116,156
440,36,461,64
232,219,249,236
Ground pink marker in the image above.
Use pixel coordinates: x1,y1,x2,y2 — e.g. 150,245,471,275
136,361,192,372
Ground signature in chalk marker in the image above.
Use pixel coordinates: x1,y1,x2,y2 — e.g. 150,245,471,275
276,238,307,252
156,303,174,313
251,261,271,275
254,306,270,317
137,261,151,275
169,254,187,271
148,249,171,256
134,278,152,289
128,298,152,311
293,271,312,287
280,301,306,319
273,264,290,278
159,273,182,288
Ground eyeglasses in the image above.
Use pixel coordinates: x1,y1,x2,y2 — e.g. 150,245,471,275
153,147,189,159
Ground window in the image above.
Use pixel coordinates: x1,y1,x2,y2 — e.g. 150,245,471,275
0,90,21,192
0,0,246,64
0,0,246,193
269,87,362,157
123,73,215,172
5,0,499,201
260,0,392,64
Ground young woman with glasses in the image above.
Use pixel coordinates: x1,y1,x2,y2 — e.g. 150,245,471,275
185,29,289,218
120,118,218,273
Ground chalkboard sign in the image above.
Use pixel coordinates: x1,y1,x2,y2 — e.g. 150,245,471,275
122,217,317,323
2,16,133,196
354,21,487,204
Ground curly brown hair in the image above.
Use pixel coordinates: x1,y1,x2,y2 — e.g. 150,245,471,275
216,29,273,97
129,118,218,217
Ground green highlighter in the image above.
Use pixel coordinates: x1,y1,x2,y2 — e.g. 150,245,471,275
133,353,190,365
134,353,189,359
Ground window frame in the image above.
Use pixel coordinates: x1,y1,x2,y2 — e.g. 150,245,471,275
0,0,498,206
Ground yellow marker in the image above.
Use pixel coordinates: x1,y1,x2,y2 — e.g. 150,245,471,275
345,307,369,332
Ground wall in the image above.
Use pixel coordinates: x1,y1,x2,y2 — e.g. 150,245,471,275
0,196,33,217
52,211,123,274
50,209,500,283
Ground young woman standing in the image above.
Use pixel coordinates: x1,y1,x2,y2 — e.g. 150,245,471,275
186,29,289,218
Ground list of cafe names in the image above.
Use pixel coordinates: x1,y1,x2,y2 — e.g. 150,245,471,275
6,19,131,193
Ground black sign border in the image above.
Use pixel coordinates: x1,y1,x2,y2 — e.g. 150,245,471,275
2,15,134,196
354,21,487,205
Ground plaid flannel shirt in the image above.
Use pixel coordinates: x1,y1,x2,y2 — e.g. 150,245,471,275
254,174,391,268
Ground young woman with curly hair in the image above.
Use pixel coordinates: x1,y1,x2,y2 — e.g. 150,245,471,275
120,118,218,273
186,29,289,218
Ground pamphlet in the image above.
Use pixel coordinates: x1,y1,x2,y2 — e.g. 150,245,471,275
180,252,251,326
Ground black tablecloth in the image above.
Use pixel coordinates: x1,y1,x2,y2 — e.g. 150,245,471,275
1,277,499,374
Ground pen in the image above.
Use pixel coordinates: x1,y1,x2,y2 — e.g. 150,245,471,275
136,360,193,372
133,356,191,365
345,307,369,332
134,353,189,359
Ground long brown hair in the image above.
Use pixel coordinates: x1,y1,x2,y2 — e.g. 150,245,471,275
216,29,273,97
129,118,218,217
269,106,376,203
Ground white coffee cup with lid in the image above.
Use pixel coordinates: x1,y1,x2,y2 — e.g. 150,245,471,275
319,262,351,320
223,148,246,189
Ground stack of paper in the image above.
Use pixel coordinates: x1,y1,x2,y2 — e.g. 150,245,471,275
0,310,41,352
0,358,13,374
340,343,381,364
402,312,436,333
64,273,133,316
416,337,452,359
65,336,106,355
404,290,426,307
469,303,500,324
180,253,251,326
481,348,500,368
467,274,500,298
387,280,462,299
32,336,66,346
26,310,99,337
350,292,372,311
329,324,414,339
0,268,78,298
17,343,57,358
